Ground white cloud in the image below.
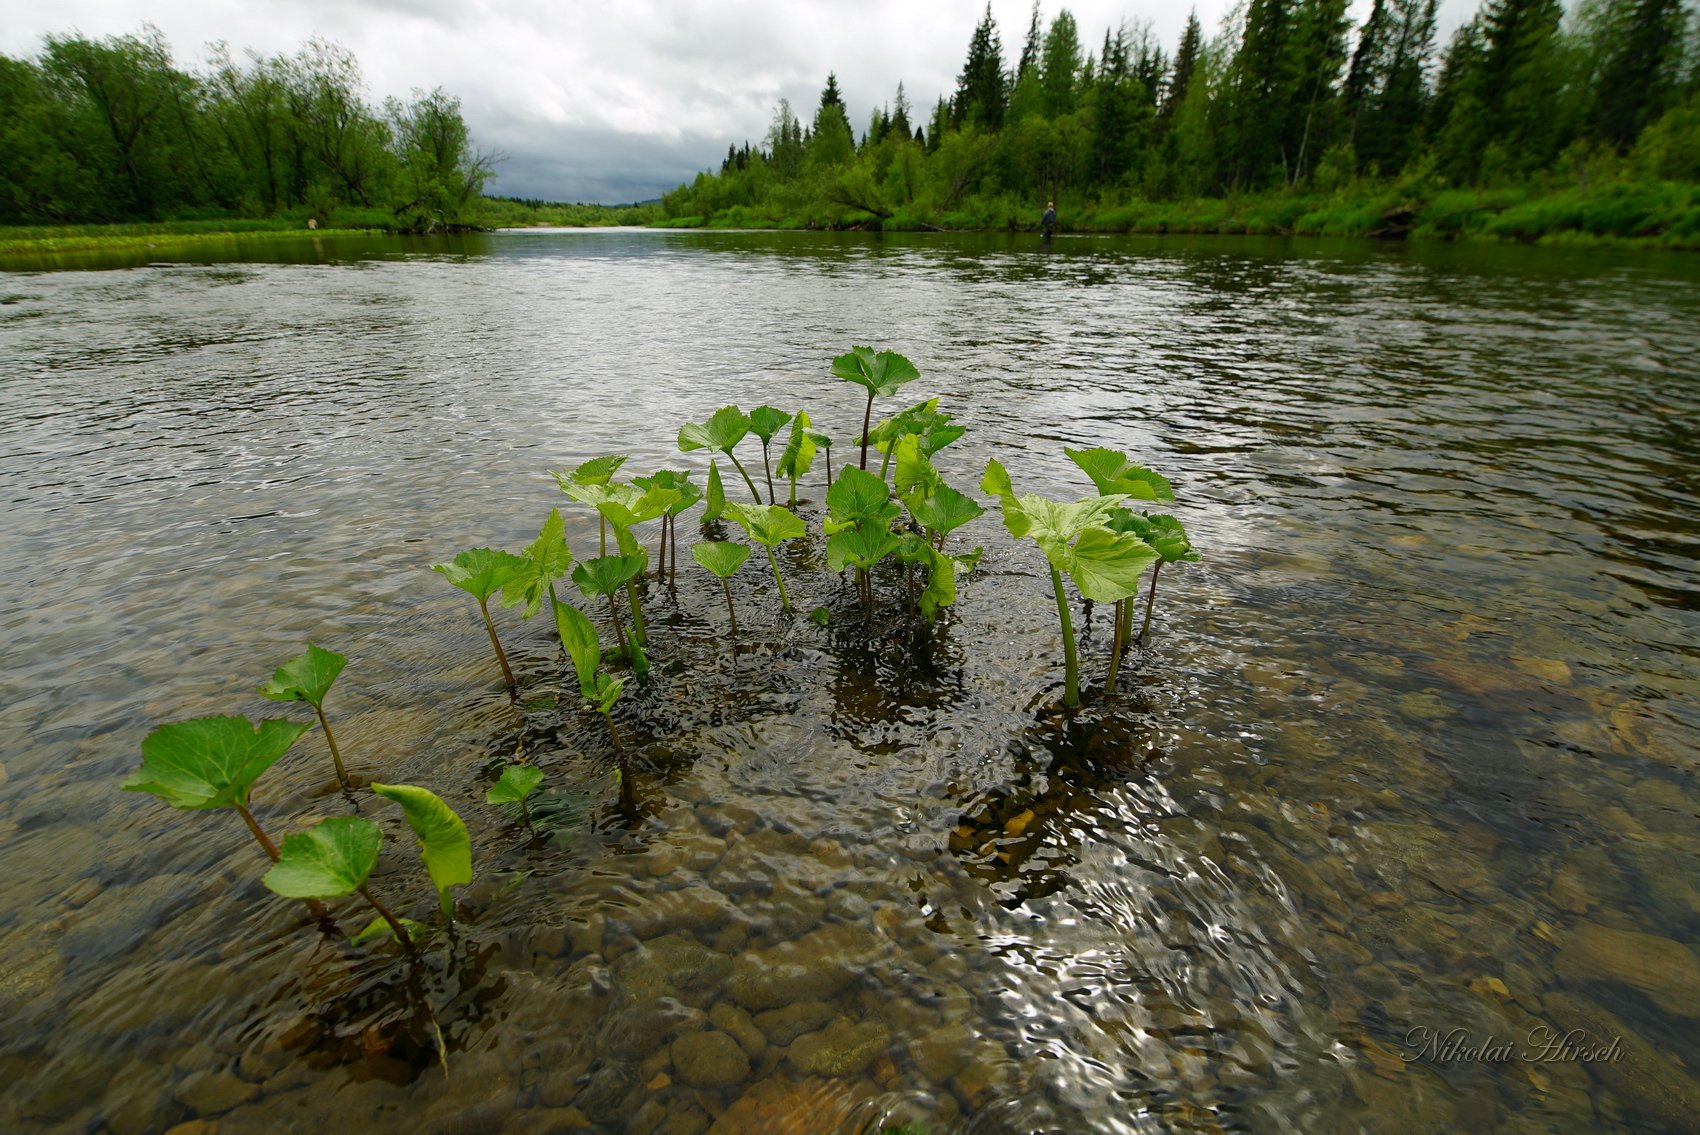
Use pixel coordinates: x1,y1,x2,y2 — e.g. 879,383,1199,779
0,0,1482,204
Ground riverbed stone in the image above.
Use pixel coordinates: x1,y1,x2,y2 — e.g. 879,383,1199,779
671,1030,751,1087
59,872,200,967
725,922,877,1011
707,1075,878,1135
753,1000,834,1046
907,1022,975,1082
1541,991,1700,1133
1553,921,1700,1017
788,1018,890,1078
710,1001,767,1060
0,925,63,1015
615,933,732,1007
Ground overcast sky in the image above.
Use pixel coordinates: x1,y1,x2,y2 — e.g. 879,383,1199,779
1,0,1481,204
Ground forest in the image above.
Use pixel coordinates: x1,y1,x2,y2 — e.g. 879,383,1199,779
662,0,1700,243
0,30,500,231
3,0,1699,244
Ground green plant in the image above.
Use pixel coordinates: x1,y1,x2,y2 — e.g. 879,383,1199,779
632,470,702,591
259,644,352,789
571,552,649,675
263,815,415,952
721,502,808,614
679,406,763,503
691,540,753,632
486,764,544,831
824,465,902,613
891,435,984,619
565,455,628,555
701,460,727,524
432,547,530,698
867,397,964,480
831,347,920,470
501,508,574,619
555,479,681,657
123,715,329,922
748,405,793,504
775,411,818,506
371,783,472,926
982,459,1158,708
553,597,633,805
1117,512,1201,645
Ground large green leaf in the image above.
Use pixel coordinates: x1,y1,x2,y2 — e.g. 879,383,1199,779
776,411,817,485
569,455,628,486
826,522,902,573
433,547,530,602
1120,512,1202,563
866,397,942,450
749,405,793,444
571,553,645,599
703,460,726,521
486,764,544,806
263,816,381,899
124,716,311,810
825,466,900,527
691,540,752,579
1042,526,1159,602
1065,447,1175,502
678,406,751,454
831,346,920,398
905,482,984,537
371,783,473,914
258,644,346,710
502,508,574,617
552,598,601,698
892,434,942,499
722,502,807,547
980,459,1125,543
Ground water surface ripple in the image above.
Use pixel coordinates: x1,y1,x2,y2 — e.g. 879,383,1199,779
1,230,1697,1134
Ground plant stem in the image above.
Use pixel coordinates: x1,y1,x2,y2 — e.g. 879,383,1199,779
1137,562,1164,644
624,579,648,647
314,705,350,788
764,546,793,613
721,576,739,634
825,448,833,488
668,516,679,593
605,594,630,659
726,452,762,503
1105,599,1126,692
762,444,776,504
519,797,533,831
879,447,892,481
656,518,667,580
356,884,416,955
858,392,874,470
598,515,607,557
1050,565,1080,709
477,597,518,698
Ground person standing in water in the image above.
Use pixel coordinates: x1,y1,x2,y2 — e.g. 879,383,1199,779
1041,200,1056,239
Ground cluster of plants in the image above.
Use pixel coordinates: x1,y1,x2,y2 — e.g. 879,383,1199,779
124,345,1200,975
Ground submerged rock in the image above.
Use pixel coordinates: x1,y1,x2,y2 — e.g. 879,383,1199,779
1552,921,1700,1018
1541,991,1700,1132
671,1030,750,1087
787,1018,890,1078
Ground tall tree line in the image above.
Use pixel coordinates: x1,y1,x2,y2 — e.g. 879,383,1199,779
669,0,1700,222
0,27,493,227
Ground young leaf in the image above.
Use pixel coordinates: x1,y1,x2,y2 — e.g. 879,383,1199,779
831,347,920,399
678,406,752,454
827,523,902,573
569,454,628,486
124,716,312,810
352,915,425,946
371,783,473,915
633,469,703,517
825,466,900,527
571,553,646,599
1065,447,1175,502
486,765,544,807
502,508,574,617
589,672,626,716
691,540,752,579
776,411,817,491
892,433,942,499
263,816,382,899
703,460,726,521
258,644,347,710
433,547,530,602
552,598,602,698
722,502,807,548
1118,512,1202,564
748,405,793,444
906,483,984,538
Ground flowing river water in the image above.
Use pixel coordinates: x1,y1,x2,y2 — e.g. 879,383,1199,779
1,229,1697,1134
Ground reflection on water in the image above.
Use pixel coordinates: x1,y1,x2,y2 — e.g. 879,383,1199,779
1,230,1697,1134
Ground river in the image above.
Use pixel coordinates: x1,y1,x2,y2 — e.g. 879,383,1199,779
1,228,1697,1134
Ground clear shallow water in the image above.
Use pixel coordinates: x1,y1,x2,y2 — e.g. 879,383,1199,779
1,229,1698,1134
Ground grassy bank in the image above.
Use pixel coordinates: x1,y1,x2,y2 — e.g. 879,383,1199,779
657,181,1700,250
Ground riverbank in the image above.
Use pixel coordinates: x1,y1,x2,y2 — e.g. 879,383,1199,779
656,181,1700,250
